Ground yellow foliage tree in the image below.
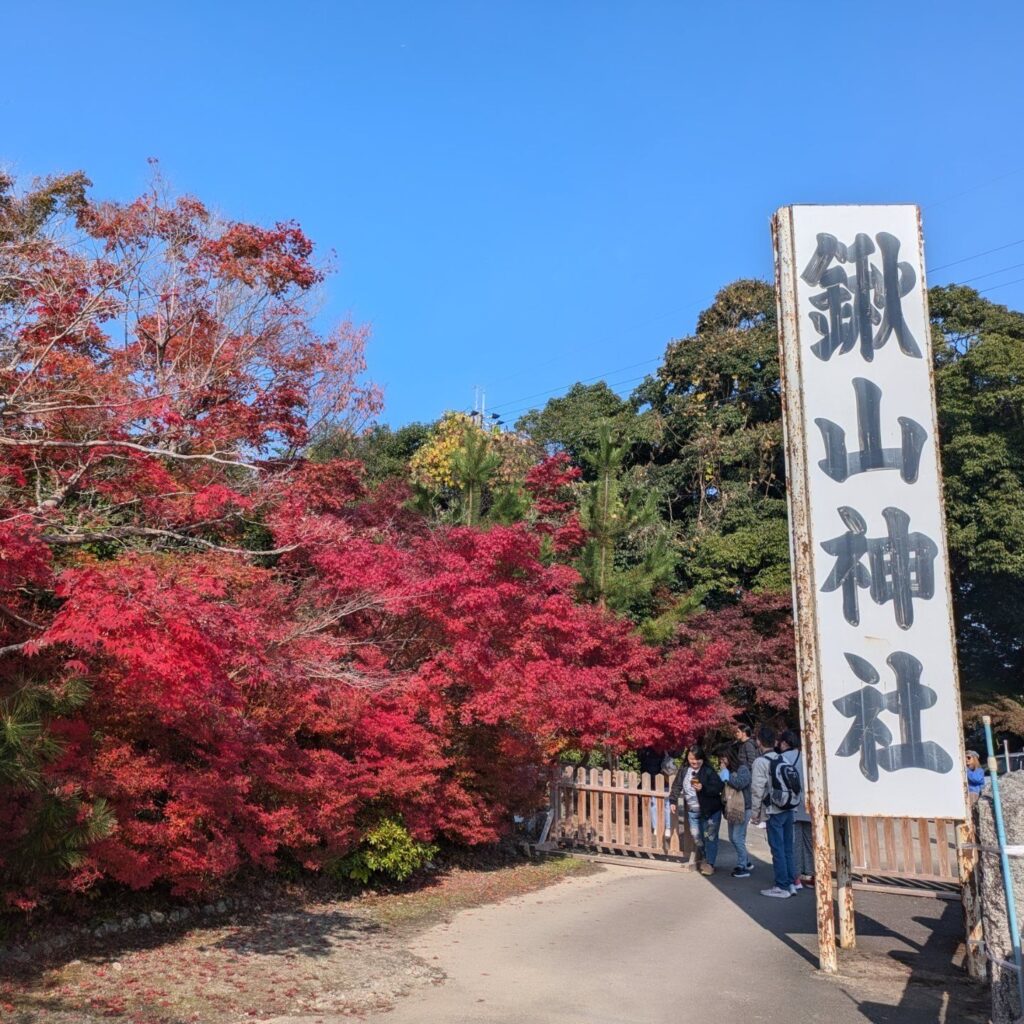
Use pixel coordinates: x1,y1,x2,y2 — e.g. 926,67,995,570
409,413,538,506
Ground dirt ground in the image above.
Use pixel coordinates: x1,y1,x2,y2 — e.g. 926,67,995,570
1,857,597,1024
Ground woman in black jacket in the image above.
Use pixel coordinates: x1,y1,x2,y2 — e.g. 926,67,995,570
669,745,724,875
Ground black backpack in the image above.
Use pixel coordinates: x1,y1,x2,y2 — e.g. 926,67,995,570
767,752,802,810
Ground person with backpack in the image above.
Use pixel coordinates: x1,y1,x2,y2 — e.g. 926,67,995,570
669,745,725,876
786,731,814,888
750,726,802,899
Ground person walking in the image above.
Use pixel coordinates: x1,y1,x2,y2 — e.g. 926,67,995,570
669,745,724,875
750,726,802,899
789,733,813,888
722,746,753,878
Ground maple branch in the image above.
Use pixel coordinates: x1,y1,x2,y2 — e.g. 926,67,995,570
0,437,259,470
42,526,297,557
0,604,43,631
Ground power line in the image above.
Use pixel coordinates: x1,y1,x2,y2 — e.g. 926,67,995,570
486,357,661,414
482,235,1024,425
495,372,656,424
486,300,704,390
923,167,1024,212
981,275,1024,295
929,238,1024,273
956,260,1024,285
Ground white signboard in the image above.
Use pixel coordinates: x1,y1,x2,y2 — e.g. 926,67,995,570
774,204,967,820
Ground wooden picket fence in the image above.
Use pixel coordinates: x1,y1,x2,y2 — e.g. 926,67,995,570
548,766,960,890
547,766,699,866
846,815,958,887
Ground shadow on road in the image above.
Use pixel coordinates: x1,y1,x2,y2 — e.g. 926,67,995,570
704,832,989,1023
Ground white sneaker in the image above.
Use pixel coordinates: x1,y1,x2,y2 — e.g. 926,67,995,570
789,884,800,895
761,886,792,899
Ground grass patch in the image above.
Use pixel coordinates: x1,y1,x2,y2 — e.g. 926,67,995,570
363,855,600,932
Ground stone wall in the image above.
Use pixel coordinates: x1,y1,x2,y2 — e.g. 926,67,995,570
976,772,1024,1024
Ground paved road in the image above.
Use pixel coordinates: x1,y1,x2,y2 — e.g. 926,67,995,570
371,838,988,1024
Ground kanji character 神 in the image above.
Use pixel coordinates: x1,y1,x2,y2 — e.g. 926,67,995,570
820,506,938,629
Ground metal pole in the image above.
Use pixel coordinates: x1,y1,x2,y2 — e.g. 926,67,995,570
984,714,1024,1015
1005,739,1012,775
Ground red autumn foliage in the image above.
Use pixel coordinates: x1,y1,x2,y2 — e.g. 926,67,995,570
0,173,733,908
524,454,586,553
673,591,798,715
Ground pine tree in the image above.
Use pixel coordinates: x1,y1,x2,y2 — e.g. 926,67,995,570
578,423,676,614
1,679,114,886
451,427,503,526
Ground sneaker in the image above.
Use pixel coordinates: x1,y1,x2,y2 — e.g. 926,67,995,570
731,867,751,878
789,884,800,894
761,886,792,899
746,862,755,871
699,863,715,876
755,821,767,830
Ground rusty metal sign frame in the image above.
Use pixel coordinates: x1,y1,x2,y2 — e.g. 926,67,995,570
772,204,980,974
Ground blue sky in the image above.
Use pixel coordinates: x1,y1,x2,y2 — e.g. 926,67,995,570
4,2,1023,427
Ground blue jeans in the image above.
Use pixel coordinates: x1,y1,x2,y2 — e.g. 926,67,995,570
689,809,722,866
766,809,796,889
728,808,751,869
649,797,670,833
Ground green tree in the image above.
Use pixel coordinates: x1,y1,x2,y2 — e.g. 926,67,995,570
451,427,503,526
309,422,432,482
931,285,1024,695
578,423,675,616
515,381,654,476
1,680,114,888
632,279,788,602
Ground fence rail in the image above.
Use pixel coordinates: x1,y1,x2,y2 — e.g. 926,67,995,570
549,766,698,863
549,765,961,887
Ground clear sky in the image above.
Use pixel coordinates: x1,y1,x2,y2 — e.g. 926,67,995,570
4,2,1023,427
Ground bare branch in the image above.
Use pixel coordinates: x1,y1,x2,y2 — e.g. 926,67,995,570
0,437,260,471
42,525,297,557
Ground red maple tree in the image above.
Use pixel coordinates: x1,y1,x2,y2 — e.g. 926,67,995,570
0,173,731,906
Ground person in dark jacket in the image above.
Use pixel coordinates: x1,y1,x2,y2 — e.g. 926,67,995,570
734,723,758,772
669,745,724,875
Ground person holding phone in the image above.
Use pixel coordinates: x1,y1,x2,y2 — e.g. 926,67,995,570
669,745,725,875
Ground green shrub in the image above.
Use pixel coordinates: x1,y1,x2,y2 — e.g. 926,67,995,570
331,819,438,884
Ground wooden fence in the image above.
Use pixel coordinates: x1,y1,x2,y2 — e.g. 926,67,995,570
847,815,958,886
549,766,960,889
548,767,698,865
